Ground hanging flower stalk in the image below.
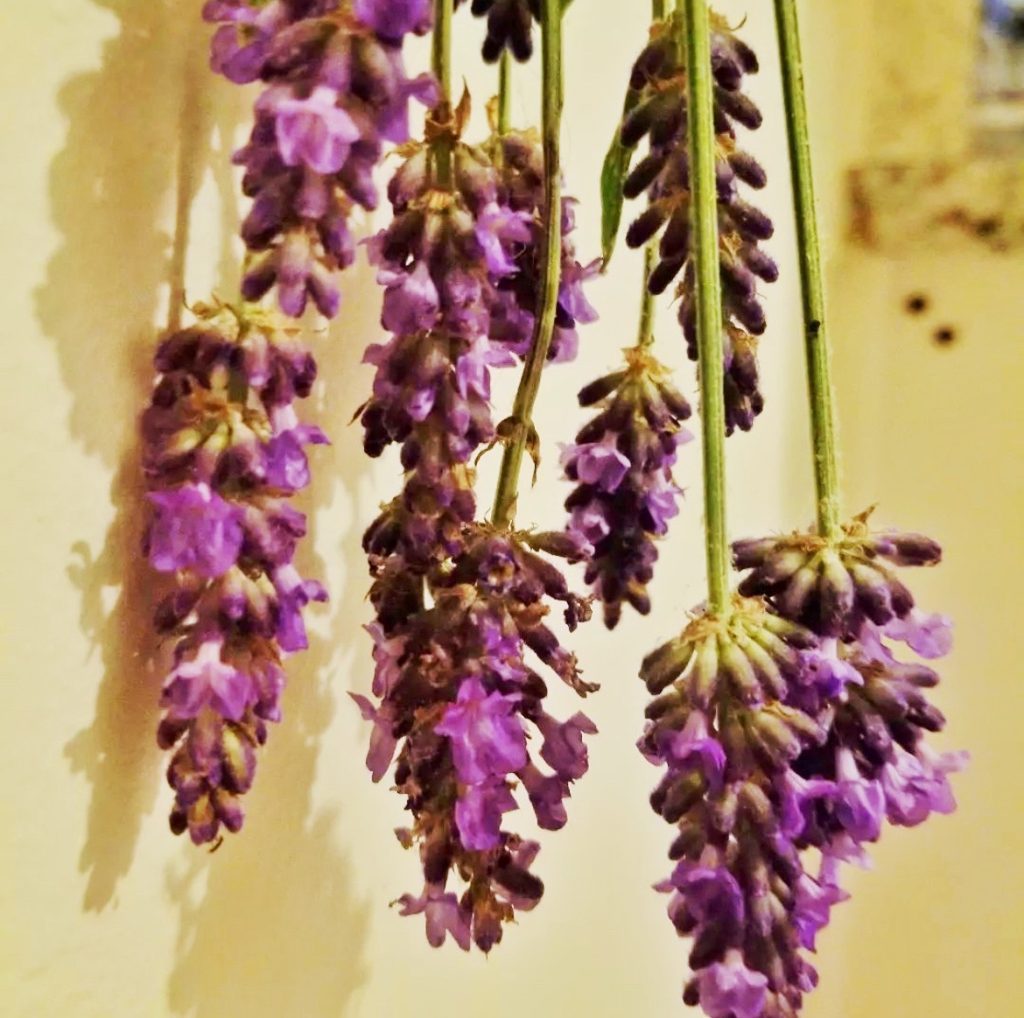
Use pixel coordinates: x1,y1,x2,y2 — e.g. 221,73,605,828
141,301,327,844
604,1,775,434
639,4,834,1014
203,0,436,317
561,240,693,628
638,3,965,1016
729,0,966,977
355,0,597,953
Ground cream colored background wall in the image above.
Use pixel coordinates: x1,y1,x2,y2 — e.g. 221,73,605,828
2,2,1020,1016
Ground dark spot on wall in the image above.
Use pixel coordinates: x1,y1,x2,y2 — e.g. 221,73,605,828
905,293,929,315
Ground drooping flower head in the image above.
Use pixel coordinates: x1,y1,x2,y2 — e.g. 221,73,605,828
616,9,775,433
142,301,327,843
641,596,836,1016
563,346,692,627
357,525,596,952
203,0,436,317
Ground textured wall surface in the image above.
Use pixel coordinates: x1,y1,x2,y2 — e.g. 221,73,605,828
2,2,1020,1017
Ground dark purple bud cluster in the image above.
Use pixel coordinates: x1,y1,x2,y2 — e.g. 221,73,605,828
641,597,840,1018
203,0,435,317
733,512,965,860
620,11,776,433
358,132,528,566
356,525,596,953
488,129,601,364
360,121,596,568
635,511,970,1017
563,347,692,628
455,0,540,63
140,302,328,844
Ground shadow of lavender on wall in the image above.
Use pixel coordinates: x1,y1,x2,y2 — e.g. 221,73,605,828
36,0,226,911
166,251,385,1017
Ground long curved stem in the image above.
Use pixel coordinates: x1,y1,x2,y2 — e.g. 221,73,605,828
682,0,730,612
491,0,563,528
774,0,842,539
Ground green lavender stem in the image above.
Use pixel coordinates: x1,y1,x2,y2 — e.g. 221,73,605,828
653,0,666,19
498,48,513,134
431,0,454,187
636,243,656,348
682,0,730,611
774,0,842,540
492,0,564,528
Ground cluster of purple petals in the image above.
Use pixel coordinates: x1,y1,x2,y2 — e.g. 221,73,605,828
733,519,966,864
619,11,776,433
356,526,596,952
454,0,540,63
489,129,601,364
203,0,435,318
641,599,838,1018
359,129,596,568
359,135,526,567
563,347,692,628
637,519,963,1016
141,304,327,843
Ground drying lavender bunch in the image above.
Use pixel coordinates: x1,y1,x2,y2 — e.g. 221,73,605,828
359,111,596,567
732,511,966,865
455,0,540,62
640,596,846,1017
488,128,600,364
141,301,327,844
616,9,775,433
562,346,692,627
356,524,596,952
358,119,531,568
203,0,436,317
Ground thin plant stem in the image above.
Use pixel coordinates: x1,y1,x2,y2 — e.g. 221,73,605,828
636,243,656,348
431,0,454,187
774,0,842,539
491,0,564,528
681,0,730,611
652,0,666,18
498,49,513,133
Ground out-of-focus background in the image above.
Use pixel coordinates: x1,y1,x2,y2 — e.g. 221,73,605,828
2,1,1021,1015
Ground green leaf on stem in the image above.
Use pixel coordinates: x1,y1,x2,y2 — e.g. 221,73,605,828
600,90,639,269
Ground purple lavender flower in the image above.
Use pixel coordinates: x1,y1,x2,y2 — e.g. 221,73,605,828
355,0,433,40
642,598,848,1017
143,302,326,844
146,483,243,578
564,347,692,627
455,0,540,63
435,677,529,784
617,10,774,432
694,952,769,1018
361,125,595,572
729,510,965,992
203,0,435,317
488,131,601,364
356,526,596,953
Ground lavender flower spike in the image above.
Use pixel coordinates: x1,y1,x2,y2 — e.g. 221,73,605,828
564,346,692,627
358,526,597,953
617,9,775,432
204,0,435,317
142,301,326,844
641,596,840,1017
